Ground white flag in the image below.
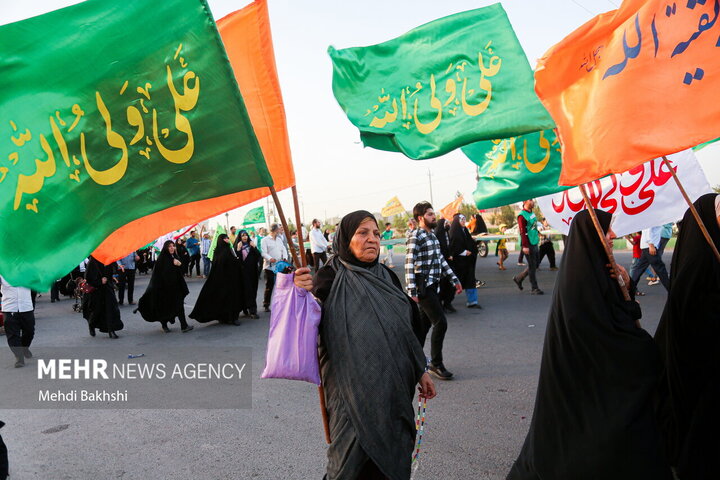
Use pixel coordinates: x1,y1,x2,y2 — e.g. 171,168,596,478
537,149,712,237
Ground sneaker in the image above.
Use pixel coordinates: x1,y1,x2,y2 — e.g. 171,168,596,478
428,364,453,380
476,280,486,288
24,348,32,359
648,279,660,286
531,288,544,295
15,357,24,368
444,303,457,313
517,262,526,266
513,276,524,291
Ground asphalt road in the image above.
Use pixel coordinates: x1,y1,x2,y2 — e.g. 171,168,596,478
0,250,670,480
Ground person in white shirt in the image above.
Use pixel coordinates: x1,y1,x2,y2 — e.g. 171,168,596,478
0,275,35,368
309,218,329,272
630,225,670,290
260,223,289,312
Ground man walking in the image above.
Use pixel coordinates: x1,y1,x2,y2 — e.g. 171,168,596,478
260,223,288,312
406,202,462,380
309,218,328,272
186,230,201,277
381,222,395,268
513,199,543,295
630,225,670,291
200,233,211,278
1,275,35,368
116,251,139,305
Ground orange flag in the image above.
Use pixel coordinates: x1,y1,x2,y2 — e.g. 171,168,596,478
92,0,294,263
535,0,720,186
440,195,464,220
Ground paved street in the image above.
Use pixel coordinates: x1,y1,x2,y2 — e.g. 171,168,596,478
1,250,670,479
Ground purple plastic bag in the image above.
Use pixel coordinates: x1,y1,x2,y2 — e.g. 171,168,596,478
261,271,322,385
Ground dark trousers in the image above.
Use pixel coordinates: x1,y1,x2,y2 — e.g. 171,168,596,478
538,242,556,268
630,248,670,291
417,285,448,367
263,270,276,308
189,253,201,276
117,269,136,304
517,250,525,264
516,244,539,290
439,276,456,307
658,236,670,258
312,252,328,272
0,422,7,480
4,311,35,360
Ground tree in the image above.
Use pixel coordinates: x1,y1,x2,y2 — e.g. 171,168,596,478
713,184,720,194
458,202,478,220
498,205,516,228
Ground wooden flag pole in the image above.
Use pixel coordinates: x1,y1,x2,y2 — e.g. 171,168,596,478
268,186,300,268
578,184,631,301
661,156,720,264
291,186,308,267
290,186,331,445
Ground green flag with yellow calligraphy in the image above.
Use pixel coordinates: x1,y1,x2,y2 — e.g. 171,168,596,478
0,0,273,290
328,3,554,160
463,129,571,209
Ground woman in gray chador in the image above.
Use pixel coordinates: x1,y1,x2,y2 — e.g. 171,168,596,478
294,210,436,480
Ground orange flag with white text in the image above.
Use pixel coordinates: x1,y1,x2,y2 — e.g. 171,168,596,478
535,0,720,186
92,0,294,263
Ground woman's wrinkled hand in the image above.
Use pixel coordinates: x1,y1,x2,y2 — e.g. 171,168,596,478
606,263,630,286
418,372,436,400
294,266,313,292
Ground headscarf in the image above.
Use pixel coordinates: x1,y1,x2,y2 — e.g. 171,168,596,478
471,213,488,234
508,209,671,480
332,209,379,268
654,193,720,478
234,230,252,260
212,234,234,261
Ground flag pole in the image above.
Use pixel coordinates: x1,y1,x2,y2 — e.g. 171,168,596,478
577,184,631,301
661,156,720,263
290,185,331,445
268,186,300,268
291,186,308,267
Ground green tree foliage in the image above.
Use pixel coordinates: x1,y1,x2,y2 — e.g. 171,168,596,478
498,205,516,228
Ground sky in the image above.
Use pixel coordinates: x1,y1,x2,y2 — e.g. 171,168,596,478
4,0,720,229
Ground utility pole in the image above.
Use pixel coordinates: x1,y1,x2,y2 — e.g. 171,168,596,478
428,168,434,205
224,212,230,232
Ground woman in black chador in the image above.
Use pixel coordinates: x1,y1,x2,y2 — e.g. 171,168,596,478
83,256,123,339
234,230,262,319
507,209,671,480
175,238,190,276
293,210,436,480
434,218,456,313
135,240,194,333
189,234,243,326
448,214,479,308
654,193,720,480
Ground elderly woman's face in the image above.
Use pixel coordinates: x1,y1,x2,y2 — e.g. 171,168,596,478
349,218,381,262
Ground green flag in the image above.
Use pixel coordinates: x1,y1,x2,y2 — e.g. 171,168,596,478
328,4,554,160
242,206,265,225
207,224,229,262
463,129,571,209
693,136,720,152
0,0,272,290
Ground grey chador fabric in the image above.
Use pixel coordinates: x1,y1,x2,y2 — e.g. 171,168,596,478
317,211,426,480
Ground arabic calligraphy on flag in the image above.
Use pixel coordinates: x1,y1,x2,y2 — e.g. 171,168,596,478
537,150,712,236
463,129,572,210
535,0,720,185
328,3,554,160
